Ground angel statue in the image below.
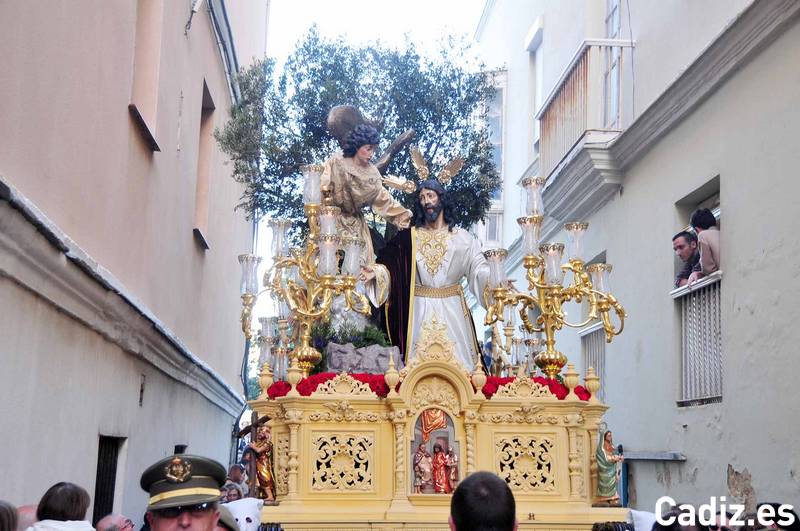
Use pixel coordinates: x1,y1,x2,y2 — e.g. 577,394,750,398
321,106,416,267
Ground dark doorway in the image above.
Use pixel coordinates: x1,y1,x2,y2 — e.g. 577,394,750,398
92,436,125,525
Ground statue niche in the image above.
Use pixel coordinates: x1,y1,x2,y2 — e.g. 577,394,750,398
411,407,460,494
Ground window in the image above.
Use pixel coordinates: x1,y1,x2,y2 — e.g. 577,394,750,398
473,211,503,247
673,182,722,406
581,324,606,402
92,436,126,525
129,0,164,151
525,18,544,160
487,84,505,200
603,0,621,128
193,80,216,250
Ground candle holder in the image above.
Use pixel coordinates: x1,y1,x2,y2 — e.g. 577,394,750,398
483,178,626,379
239,163,372,381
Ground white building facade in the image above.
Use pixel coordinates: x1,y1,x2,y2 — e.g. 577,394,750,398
472,0,800,509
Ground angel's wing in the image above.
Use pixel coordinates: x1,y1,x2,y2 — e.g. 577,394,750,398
436,157,464,186
410,146,430,181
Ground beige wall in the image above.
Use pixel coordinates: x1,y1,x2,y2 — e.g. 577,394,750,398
0,278,234,522
0,0,268,516
226,0,270,67
0,0,253,385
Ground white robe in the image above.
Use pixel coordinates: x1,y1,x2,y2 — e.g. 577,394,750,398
370,226,489,371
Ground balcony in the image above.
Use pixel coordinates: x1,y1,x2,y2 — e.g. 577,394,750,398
536,39,634,180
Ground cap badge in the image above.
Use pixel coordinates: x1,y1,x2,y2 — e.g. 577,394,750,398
165,456,192,483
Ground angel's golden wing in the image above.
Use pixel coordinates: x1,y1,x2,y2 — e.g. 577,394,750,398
437,157,464,186
410,146,430,181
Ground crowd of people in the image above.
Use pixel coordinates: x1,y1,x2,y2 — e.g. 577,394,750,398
672,208,721,288
2,448,798,531
0,452,520,531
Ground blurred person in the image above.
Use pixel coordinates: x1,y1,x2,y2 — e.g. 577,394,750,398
15,505,37,531
688,208,720,283
756,503,799,531
225,466,248,498
1,500,18,531
213,507,237,531
30,483,92,531
449,471,517,531
95,515,133,531
672,231,700,288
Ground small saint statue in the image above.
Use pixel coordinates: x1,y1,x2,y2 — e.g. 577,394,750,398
446,446,459,487
432,443,452,494
248,425,276,501
595,429,623,505
413,443,433,494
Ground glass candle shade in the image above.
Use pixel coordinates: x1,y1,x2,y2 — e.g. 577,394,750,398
258,336,273,368
259,316,276,341
503,304,516,327
483,249,509,289
564,221,589,262
342,237,364,277
268,219,291,258
275,296,290,320
539,243,566,286
317,235,340,276
512,337,524,366
587,263,613,293
517,215,543,256
301,164,323,205
273,347,288,381
521,176,546,216
319,206,341,236
238,254,262,295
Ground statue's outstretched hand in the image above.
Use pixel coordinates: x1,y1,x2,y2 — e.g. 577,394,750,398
359,266,376,282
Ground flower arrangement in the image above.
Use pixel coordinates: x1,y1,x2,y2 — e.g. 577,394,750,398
265,374,590,401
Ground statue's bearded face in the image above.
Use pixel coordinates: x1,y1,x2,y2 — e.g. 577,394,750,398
419,188,443,223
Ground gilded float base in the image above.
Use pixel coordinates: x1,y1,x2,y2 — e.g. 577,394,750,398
253,334,622,530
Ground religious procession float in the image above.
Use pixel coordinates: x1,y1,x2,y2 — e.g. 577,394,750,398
236,106,628,530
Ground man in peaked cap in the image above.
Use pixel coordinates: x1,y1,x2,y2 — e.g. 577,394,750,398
140,450,227,531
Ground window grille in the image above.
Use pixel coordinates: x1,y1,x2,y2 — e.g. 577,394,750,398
672,273,722,405
580,323,606,402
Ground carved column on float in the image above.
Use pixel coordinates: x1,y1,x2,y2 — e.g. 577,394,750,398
588,424,599,500
285,409,302,498
565,413,585,500
465,411,478,475
390,410,408,497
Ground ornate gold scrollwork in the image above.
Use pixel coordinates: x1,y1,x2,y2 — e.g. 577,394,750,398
493,377,555,399
311,433,373,491
411,376,460,414
311,373,377,397
307,400,384,423
496,435,556,492
275,434,289,496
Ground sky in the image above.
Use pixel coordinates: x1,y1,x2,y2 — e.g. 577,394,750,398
266,0,487,64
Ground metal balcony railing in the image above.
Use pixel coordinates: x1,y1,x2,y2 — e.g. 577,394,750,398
535,39,634,178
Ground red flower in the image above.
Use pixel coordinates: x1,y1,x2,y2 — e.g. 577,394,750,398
266,380,290,399
266,372,590,402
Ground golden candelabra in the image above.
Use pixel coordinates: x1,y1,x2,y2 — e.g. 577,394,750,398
483,177,626,379
238,165,372,385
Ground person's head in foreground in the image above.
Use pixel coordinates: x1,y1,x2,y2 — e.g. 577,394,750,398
449,471,517,531
140,452,226,531
36,482,91,522
96,514,135,531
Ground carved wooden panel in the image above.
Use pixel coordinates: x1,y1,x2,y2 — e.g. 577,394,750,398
495,435,556,492
311,433,374,491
